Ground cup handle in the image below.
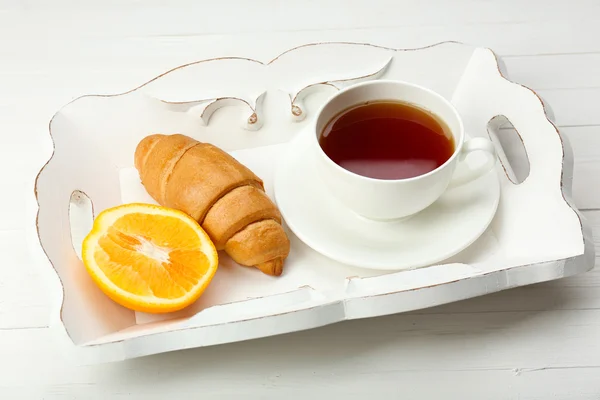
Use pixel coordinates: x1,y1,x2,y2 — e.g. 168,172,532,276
448,137,497,189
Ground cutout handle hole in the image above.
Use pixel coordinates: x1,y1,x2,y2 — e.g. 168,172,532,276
487,115,530,184
69,190,94,261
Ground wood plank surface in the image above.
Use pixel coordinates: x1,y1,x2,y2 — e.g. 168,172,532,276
1,0,599,398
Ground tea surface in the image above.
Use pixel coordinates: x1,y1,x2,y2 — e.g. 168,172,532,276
319,101,455,180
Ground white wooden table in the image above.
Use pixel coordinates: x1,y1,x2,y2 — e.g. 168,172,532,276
3,1,600,398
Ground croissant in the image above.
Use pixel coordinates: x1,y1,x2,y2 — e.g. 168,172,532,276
134,133,290,276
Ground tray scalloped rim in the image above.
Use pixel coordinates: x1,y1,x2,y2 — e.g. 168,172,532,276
34,41,595,362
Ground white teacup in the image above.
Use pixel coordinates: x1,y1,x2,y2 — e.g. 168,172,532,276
312,80,497,221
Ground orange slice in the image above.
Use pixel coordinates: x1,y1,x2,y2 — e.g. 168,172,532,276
82,203,218,313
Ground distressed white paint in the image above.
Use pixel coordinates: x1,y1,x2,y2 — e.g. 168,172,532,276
35,42,594,361
2,0,600,398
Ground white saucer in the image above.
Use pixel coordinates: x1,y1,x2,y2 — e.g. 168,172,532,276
274,129,500,271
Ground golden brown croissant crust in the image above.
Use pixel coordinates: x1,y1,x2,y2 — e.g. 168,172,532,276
134,133,290,276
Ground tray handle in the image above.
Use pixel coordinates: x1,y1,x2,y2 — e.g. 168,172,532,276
453,48,565,192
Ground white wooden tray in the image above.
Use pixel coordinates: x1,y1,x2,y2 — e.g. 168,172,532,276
34,42,595,362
